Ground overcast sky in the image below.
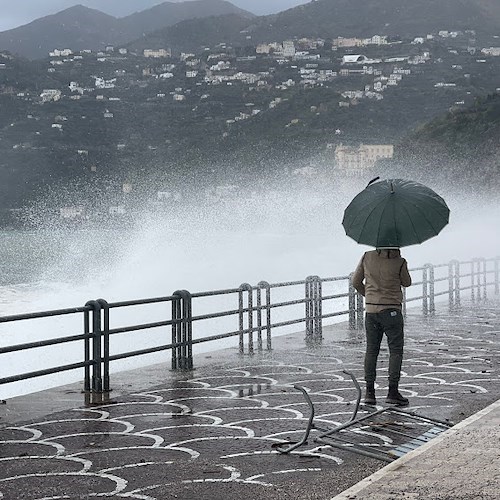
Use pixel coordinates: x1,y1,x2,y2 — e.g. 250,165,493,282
0,0,311,32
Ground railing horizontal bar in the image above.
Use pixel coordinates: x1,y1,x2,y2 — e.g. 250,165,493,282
406,296,424,302
434,277,449,283
322,310,350,319
267,280,308,288
269,298,308,309
434,290,451,298
322,293,350,300
192,309,240,322
0,361,92,384
107,296,176,308
433,263,449,269
107,344,173,361
322,276,350,282
108,320,178,336
269,317,306,329
191,288,241,298
0,307,89,323
191,331,241,344
0,333,90,354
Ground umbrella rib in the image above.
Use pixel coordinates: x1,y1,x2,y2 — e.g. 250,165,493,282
400,200,421,243
375,196,394,247
401,198,449,234
358,196,392,244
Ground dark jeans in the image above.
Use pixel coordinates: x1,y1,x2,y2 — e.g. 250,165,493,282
365,309,404,385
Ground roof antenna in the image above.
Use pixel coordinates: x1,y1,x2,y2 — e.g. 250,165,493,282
367,176,380,187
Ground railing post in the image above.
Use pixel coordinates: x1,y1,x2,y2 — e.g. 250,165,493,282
258,281,272,351
172,294,181,370
172,290,193,370
83,304,92,392
475,259,482,301
481,258,487,300
425,264,435,315
239,283,254,355
495,257,500,295
85,300,103,392
97,299,110,392
305,276,314,341
422,266,429,316
313,276,323,343
471,260,476,303
454,260,461,308
348,273,356,330
448,261,455,311
356,291,364,330
305,276,322,344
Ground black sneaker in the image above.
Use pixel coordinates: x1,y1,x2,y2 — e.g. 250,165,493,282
385,391,409,406
364,390,376,405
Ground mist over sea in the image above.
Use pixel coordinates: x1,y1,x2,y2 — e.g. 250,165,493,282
0,180,498,399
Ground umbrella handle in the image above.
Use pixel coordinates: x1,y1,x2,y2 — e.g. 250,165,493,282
367,176,380,187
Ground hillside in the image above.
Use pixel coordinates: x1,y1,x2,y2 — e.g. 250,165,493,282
387,93,500,185
127,14,253,52
0,6,121,59
133,0,500,54
118,0,253,41
247,0,500,39
3,0,500,60
0,1,254,59
1,4,500,220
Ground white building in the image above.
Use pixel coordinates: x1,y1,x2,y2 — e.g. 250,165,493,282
256,43,272,54
342,54,368,64
40,89,61,102
333,37,365,48
283,40,296,57
144,48,171,58
49,48,72,57
94,77,116,89
481,47,500,56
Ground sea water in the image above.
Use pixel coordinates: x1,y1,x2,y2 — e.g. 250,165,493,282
0,185,498,399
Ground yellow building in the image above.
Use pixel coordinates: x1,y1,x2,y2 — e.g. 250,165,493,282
335,144,394,176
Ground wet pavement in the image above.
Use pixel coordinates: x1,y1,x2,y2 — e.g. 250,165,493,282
1,298,500,499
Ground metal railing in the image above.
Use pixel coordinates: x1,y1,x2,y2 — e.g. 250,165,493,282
1,256,499,394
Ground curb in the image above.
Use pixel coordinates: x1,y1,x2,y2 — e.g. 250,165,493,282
330,397,500,500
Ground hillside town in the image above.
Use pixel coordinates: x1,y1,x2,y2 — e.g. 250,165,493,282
1,26,500,221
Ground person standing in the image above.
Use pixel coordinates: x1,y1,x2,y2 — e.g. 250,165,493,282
352,248,412,406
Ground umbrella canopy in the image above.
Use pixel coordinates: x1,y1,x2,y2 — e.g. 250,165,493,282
342,178,450,248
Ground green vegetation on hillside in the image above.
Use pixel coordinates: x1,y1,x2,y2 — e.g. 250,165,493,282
389,93,500,186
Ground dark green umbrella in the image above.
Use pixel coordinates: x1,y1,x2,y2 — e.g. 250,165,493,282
342,178,450,248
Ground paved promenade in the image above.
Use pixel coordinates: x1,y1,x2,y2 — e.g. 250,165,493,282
1,299,500,499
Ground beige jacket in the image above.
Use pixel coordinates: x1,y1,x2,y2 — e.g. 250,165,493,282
352,249,412,313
